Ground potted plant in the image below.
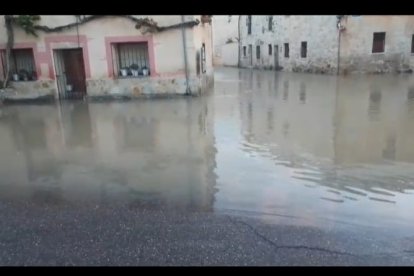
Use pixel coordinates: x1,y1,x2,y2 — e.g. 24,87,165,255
18,69,29,81
12,73,19,81
142,66,149,76
66,84,73,92
30,70,37,81
120,67,129,77
130,64,140,77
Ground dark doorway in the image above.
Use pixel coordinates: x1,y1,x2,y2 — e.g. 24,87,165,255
53,48,87,100
274,45,279,69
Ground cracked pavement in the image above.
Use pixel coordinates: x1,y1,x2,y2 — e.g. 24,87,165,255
0,200,413,266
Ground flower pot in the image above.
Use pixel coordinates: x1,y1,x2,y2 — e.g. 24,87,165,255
131,70,139,77
66,84,73,92
142,69,149,76
12,74,19,81
120,69,128,77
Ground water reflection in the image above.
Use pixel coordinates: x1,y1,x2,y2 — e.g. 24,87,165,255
214,68,414,231
283,81,289,101
1,67,414,234
0,97,217,211
368,88,382,121
299,82,306,104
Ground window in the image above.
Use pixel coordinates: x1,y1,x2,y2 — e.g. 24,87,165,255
411,34,414,53
268,44,272,55
243,46,247,57
113,42,150,78
247,16,252,35
1,48,37,81
284,43,289,58
256,45,260,59
372,32,385,53
268,16,273,31
301,41,307,58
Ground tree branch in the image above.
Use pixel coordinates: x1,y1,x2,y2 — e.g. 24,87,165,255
2,16,14,89
28,15,200,34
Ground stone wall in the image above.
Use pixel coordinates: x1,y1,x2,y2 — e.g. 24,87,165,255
239,15,414,75
339,16,414,74
240,16,338,74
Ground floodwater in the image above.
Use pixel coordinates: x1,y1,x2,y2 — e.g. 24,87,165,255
1,67,414,237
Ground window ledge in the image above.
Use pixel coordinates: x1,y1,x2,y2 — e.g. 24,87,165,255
371,52,385,55
117,76,151,79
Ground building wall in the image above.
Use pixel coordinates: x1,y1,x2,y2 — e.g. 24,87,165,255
239,15,414,74
240,16,338,74
192,17,215,93
212,16,239,67
220,43,238,67
239,16,277,69
340,16,414,74
0,15,213,100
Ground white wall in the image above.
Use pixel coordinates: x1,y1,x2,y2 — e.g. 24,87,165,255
212,16,239,66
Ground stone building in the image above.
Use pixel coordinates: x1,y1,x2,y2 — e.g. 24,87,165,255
0,15,213,101
239,15,414,74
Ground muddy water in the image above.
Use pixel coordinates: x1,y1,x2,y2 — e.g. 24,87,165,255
1,67,414,236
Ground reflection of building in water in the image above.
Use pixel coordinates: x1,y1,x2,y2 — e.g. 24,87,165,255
299,82,306,104
0,105,64,202
240,71,414,165
0,98,217,210
238,70,414,196
334,76,414,164
367,88,382,121
59,103,93,148
90,97,217,210
239,70,337,162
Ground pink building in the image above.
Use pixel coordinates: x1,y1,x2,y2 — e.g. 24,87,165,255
0,15,213,101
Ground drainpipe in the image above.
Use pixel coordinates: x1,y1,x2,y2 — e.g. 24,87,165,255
336,16,343,75
238,15,241,68
337,28,341,75
181,15,191,95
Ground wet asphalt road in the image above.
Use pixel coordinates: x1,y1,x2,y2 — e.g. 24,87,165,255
0,200,413,266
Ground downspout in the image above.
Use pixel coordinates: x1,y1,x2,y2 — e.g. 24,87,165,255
181,15,191,95
238,15,241,67
337,28,341,75
336,16,343,75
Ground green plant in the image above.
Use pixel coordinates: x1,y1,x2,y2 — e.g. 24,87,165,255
14,15,41,36
130,64,139,70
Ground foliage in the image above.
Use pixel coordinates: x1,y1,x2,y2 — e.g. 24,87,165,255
13,15,41,36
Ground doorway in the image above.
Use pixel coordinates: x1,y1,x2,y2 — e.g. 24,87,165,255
274,45,279,70
53,48,87,100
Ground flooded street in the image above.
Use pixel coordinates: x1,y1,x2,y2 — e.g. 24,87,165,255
1,67,414,265
214,68,414,234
